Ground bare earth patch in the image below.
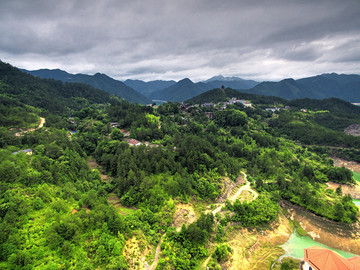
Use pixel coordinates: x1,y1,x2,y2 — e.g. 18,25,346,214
327,182,360,199
217,175,245,203
14,117,46,137
344,124,360,137
332,157,360,173
123,234,151,269
172,203,198,231
225,213,292,270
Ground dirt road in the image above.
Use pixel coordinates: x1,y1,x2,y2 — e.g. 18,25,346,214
15,117,46,136
212,172,258,215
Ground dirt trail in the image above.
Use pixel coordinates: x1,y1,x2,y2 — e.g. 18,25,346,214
38,117,45,128
145,235,164,270
212,172,258,215
15,117,46,136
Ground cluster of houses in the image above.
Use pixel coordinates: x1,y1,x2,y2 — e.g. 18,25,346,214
179,97,253,120
180,97,252,112
200,97,252,110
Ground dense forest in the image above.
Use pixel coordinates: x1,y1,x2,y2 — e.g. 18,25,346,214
0,62,359,269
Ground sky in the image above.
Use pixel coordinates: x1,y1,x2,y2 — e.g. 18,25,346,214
1,0,360,82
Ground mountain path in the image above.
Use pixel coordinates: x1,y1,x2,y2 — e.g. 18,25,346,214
211,172,258,216
15,117,45,136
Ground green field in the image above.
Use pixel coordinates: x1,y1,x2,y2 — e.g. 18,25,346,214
353,171,360,182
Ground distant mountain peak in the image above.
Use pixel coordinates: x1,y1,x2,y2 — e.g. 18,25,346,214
178,78,193,83
204,75,248,82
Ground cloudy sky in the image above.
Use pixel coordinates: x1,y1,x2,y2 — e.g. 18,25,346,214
1,0,360,82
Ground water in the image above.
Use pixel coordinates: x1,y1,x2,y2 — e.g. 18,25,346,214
280,230,357,260
353,199,360,207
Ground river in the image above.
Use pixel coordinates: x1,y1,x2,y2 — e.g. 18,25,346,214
280,230,358,260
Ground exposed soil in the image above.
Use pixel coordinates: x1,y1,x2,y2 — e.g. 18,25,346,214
211,173,258,216
281,200,360,255
14,117,46,137
172,203,198,231
226,213,292,270
344,124,360,136
217,175,246,203
332,157,360,173
123,235,150,269
327,182,360,200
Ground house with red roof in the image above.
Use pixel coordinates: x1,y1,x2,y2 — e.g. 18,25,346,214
124,138,142,146
303,246,360,270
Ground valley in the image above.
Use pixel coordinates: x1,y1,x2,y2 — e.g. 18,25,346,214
1,61,360,269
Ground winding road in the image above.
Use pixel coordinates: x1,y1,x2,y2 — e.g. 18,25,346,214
212,172,258,215
15,117,46,136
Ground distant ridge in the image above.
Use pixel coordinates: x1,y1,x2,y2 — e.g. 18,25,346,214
186,87,285,104
242,73,360,102
23,69,151,105
149,78,208,102
124,79,176,96
21,67,360,103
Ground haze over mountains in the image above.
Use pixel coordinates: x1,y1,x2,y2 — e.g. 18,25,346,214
21,67,360,104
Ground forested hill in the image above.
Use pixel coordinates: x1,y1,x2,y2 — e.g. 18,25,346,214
241,73,360,102
23,68,152,105
0,61,113,113
149,78,208,102
187,87,286,104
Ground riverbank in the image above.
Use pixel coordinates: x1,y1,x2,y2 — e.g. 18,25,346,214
281,200,360,255
223,211,293,270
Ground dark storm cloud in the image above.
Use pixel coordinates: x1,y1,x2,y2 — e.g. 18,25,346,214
0,0,359,81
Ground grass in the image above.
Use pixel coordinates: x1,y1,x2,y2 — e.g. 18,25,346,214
272,257,301,270
353,171,360,183
293,220,309,237
107,193,136,215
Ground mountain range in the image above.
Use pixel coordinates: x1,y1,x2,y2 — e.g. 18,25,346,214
23,68,260,102
18,66,360,103
241,73,360,102
23,69,152,105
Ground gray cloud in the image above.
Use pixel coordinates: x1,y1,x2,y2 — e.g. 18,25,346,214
0,0,359,81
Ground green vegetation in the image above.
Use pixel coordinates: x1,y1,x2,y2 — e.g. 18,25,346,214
269,98,360,148
353,171,360,182
1,62,359,268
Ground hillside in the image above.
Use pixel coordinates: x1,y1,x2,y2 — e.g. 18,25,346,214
204,75,259,90
149,78,208,102
24,69,151,105
187,87,286,105
1,61,360,269
0,61,112,114
243,73,360,102
124,79,176,96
